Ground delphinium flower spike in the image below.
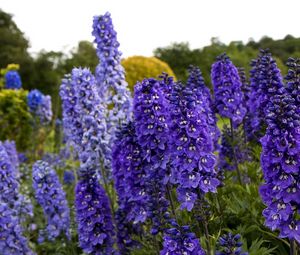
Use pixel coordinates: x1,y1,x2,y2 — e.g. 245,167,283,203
32,160,70,241
75,177,118,255
59,74,83,151
70,67,108,178
112,122,146,253
211,53,246,129
216,233,248,255
169,81,219,211
27,89,43,113
36,95,53,124
285,57,300,108
160,220,205,255
186,66,220,150
4,70,22,89
92,12,132,179
133,76,172,234
3,140,19,175
247,49,284,138
0,204,35,255
259,82,300,242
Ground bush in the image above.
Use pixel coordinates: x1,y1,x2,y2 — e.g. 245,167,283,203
0,89,33,150
122,56,176,91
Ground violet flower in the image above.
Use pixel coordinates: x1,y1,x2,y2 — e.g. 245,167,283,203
32,160,70,241
216,233,248,255
75,177,118,254
211,53,246,128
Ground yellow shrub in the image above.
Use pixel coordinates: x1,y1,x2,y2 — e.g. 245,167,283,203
122,56,176,91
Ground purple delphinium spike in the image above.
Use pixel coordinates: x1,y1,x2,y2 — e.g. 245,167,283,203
32,160,70,241
186,66,220,151
259,81,300,242
3,140,19,175
133,76,172,234
0,142,19,204
71,67,108,178
285,57,300,109
160,220,205,255
75,177,118,255
112,122,146,253
5,70,22,89
248,49,284,138
216,233,248,255
211,53,246,128
59,74,83,151
0,203,35,255
169,82,219,211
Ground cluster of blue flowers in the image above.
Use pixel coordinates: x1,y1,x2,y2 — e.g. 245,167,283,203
186,66,220,150
32,160,70,242
112,122,146,253
133,76,172,234
75,177,118,254
247,50,284,138
216,233,248,255
259,78,300,241
160,220,205,255
211,53,246,128
0,142,34,254
0,204,34,255
27,89,53,124
4,70,22,89
169,79,219,211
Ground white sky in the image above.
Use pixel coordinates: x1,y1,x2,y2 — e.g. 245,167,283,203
2,0,300,58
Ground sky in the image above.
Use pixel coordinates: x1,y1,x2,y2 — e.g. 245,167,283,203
2,0,300,57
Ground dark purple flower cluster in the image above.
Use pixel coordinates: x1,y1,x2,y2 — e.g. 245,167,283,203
186,66,220,150
248,49,284,137
75,177,118,254
160,221,205,255
5,70,22,89
32,160,70,241
92,12,132,125
259,85,300,241
216,233,248,255
211,53,246,128
133,77,171,234
112,122,146,253
169,82,219,211
0,204,35,255
285,57,300,109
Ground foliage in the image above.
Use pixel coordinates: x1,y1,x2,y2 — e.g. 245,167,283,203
0,89,33,151
122,56,176,91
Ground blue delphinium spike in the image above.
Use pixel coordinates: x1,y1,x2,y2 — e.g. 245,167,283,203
259,64,300,242
169,81,219,211
211,53,246,128
216,233,248,255
133,76,172,234
75,177,118,254
160,220,205,255
32,160,70,241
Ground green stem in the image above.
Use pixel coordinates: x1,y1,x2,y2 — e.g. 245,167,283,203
100,162,115,217
230,119,242,185
290,239,297,255
166,183,178,222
